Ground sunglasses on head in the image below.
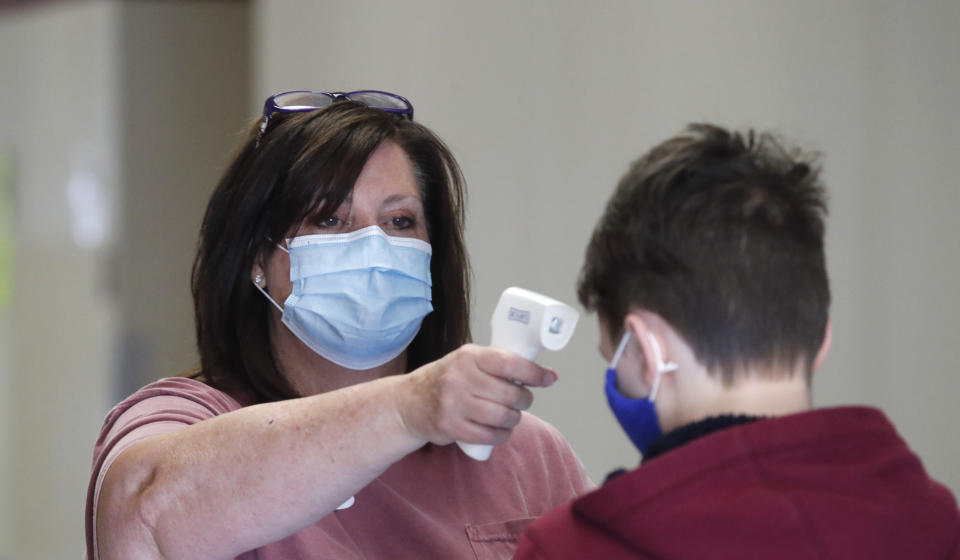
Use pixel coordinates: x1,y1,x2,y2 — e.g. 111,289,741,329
257,89,414,142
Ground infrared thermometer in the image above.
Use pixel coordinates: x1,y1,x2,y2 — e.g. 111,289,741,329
457,287,580,461
338,287,579,508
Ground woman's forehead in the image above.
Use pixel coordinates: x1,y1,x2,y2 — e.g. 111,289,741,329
352,140,421,198
318,184,424,215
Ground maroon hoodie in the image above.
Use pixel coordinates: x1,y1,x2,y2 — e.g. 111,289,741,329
516,407,960,559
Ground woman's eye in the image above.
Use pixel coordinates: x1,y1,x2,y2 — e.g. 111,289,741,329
391,216,414,229
317,216,341,228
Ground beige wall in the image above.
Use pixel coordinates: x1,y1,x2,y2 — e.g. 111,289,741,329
0,3,120,558
113,0,251,399
0,1,250,558
255,0,960,492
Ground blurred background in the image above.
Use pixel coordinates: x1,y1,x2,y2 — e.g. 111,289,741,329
0,0,958,558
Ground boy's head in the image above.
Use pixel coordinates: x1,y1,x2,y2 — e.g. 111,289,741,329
579,124,830,385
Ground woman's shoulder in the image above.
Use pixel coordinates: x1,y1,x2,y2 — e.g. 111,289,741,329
514,411,567,446
500,412,597,498
99,376,243,434
120,376,243,413
91,377,245,467
513,412,589,471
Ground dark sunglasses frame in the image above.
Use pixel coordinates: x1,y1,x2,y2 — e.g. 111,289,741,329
257,89,414,143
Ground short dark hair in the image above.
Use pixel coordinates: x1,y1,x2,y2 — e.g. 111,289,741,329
191,102,471,402
578,124,830,382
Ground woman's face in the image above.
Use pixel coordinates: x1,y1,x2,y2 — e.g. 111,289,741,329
256,139,429,306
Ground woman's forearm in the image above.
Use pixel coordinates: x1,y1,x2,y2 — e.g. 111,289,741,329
96,374,423,560
95,344,555,559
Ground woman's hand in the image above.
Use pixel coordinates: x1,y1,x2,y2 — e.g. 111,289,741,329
396,344,558,447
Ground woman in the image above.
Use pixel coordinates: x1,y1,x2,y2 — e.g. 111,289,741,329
85,90,592,560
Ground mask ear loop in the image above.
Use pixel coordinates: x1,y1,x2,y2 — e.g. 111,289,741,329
252,238,289,313
610,330,632,370
253,280,284,313
648,335,679,401
263,232,289,254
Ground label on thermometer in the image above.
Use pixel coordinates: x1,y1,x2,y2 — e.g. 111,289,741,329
507,307,531,324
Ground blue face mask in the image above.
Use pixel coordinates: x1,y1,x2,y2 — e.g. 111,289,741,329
604,331,678,455
255,225,433,370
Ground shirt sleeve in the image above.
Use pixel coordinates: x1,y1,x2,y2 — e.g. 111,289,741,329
548,422,596,496
526,412,597,497
84,377,242,560
505,412,596,521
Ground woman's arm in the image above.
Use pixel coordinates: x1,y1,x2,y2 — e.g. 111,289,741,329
96,344,557,560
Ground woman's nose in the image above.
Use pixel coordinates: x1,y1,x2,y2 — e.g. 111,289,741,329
348,215,378,232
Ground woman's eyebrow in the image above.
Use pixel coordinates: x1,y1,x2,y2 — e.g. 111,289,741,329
380,194,424,212
381,194,422,206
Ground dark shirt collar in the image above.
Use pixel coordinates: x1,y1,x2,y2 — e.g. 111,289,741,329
605,414,762,483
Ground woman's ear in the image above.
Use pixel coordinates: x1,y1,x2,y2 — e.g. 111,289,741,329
251,241,274,288
813,318,832,372
251,259,266,287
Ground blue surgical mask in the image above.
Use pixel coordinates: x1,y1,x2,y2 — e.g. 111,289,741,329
255,225,433,370
605,331,678,455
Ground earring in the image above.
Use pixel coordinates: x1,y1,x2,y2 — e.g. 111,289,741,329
254,273,264,286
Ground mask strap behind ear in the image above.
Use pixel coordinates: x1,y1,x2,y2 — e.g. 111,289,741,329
610,330,632,370
253,280,284,313
253,236,287,310
648,334,678,401
265,233,289,254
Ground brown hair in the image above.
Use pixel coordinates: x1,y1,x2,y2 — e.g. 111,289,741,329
578,124,830,382
191,102,470,401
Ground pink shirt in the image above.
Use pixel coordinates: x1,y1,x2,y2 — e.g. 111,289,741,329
85,377,593,559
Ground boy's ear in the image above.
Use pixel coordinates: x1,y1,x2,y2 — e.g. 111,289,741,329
623,313,658,389
624,312,679,387
813,318,832,372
